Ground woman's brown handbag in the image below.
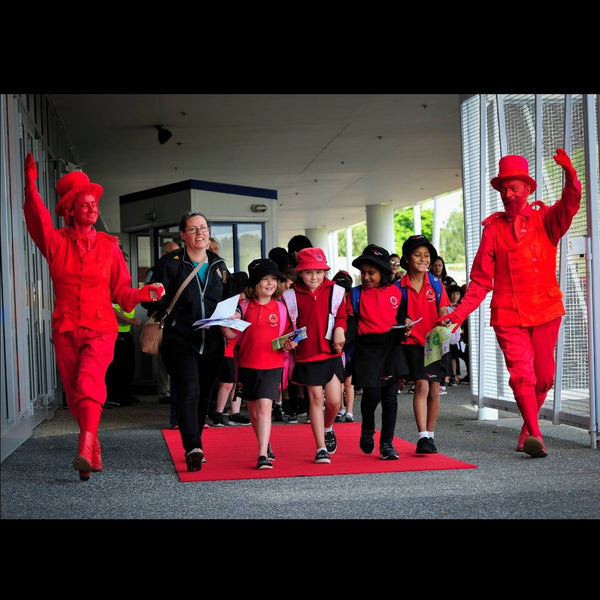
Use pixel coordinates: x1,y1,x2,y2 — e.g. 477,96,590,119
140,262,202,356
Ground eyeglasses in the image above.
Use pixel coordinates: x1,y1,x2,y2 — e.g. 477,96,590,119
184,226,210,234
390,261,401,266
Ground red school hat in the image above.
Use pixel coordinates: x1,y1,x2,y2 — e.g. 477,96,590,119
295,247,331,272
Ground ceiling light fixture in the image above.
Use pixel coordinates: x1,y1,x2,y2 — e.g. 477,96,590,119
155,124,173,145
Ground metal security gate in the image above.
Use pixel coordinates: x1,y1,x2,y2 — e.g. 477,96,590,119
459,93,599,448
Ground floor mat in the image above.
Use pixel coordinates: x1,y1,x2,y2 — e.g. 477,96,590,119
163,423,477,482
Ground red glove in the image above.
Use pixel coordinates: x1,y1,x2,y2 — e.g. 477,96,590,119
24,152,37,192
138,284,165,303
553,148,577,179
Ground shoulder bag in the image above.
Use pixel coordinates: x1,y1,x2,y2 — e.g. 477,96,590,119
140,262,202,356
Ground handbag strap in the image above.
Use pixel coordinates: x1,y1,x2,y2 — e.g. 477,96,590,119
160,261,203,322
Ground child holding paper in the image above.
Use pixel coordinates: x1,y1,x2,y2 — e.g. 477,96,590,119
398,235,450,455
223,258,293,470
285,248,347,464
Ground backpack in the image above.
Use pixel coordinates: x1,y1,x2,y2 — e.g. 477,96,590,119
282,283,345,340
351,273,443,316
239,299,288,337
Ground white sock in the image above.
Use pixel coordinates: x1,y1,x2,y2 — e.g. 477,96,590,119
338,409,346,415
317,446,327,453
324,426,333,433
418,431,429,440
429,431,435,439
346,413,353,418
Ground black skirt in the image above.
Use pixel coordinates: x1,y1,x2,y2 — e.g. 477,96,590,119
352,330,408,388
292,356,344,386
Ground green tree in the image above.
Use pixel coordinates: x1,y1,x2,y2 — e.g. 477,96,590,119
393,207,434,253
337,222,368,256
439,209,465,263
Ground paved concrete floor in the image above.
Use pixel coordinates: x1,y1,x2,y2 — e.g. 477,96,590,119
1,382,598,520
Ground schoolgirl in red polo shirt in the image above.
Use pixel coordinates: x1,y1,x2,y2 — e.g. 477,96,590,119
287,247,347,464
399,235,450,455
224,258,292,470
351,245,408,460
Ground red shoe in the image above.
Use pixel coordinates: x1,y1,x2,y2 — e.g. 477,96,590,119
92,437,102,472
516,427,529,452
523,436,547,458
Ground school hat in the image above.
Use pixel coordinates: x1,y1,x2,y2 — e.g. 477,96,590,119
295,247,331,272
400,235,438,270
332,270,353,292
352,244,392,273
287,235,313,255
247,258,286,286
490,155,537,192
230,271,250,294
268,247,293,272
55,170,103,218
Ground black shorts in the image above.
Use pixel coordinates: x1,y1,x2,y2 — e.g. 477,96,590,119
403,344,445,383
218,356,235,383
237,366,283,402
292,356,344,386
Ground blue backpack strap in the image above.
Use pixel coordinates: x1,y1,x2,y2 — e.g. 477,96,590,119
351,285,362,315
427,272,443,307
398,274,442,315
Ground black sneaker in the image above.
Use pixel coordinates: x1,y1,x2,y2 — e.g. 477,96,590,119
272,404,285,422
324,430,337,454
211,412,227,427
334,411,345,423
286,412,298,423
343,414,354,423
415,437,438,454
359,430,375,454
185,448,204,472
267,443,275,461
380,442,399,460
257,455,273,470
449,376,458,386
314,449,331,464
229,413,251,425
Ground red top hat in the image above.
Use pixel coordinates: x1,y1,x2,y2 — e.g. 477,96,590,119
55,171,103,218
490,155,537,192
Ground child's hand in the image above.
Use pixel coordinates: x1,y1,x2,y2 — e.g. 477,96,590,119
220,326,238,340
283,338,296,351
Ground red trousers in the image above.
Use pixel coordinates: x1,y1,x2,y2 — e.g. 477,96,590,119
53,328,117,434
494,317,561,438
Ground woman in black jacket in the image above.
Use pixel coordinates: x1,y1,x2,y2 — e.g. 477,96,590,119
143,212,238,471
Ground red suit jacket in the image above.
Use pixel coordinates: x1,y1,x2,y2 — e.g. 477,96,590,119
24,188,146,334
450,176,581,328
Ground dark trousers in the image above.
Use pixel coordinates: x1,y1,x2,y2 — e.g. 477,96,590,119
162,348,222,454
105,332,135,403
360,380,400,445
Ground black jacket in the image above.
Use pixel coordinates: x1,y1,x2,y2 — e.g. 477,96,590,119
142,248,236,357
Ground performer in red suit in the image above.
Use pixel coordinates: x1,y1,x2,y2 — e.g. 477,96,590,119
23,153,165,481
438,149,581,458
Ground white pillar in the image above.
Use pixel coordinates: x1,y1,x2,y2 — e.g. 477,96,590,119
365,204,395,253
431,195,441,250
306,227,328,251
413,204,422,235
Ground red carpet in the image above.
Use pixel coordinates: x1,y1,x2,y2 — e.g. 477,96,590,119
162,423,477,482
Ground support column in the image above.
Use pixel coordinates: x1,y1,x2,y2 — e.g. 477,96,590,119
366,204,395,253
